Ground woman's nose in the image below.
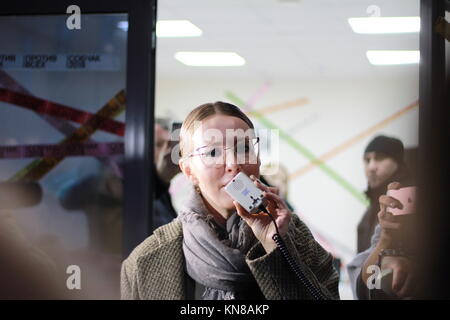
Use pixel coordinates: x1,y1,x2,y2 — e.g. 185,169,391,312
226,162,241,174
224,149,241,173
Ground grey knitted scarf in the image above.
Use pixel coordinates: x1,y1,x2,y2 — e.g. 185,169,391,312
180,187,261,300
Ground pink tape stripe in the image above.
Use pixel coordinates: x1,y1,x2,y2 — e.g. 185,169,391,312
0,142,124,159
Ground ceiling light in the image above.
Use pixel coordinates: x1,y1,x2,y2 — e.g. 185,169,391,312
117,20,202,37
348,17,420,34
157,20,202,37
174,52,246,66
366,50,420,65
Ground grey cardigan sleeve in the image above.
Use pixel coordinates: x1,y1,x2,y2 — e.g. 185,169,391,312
245,215,340,300
121,256,140,300
346,224,382,300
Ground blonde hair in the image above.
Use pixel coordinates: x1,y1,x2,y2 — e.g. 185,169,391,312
179,101,254,157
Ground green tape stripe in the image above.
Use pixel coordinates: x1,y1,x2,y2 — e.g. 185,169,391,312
225,91,369,205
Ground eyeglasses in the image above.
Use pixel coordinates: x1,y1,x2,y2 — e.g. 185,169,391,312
185,137,260,168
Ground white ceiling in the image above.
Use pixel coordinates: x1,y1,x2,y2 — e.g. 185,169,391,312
156,0,420,80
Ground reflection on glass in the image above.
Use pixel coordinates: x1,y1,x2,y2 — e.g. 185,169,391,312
0,14,127,299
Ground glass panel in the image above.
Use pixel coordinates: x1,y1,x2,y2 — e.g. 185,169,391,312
0,13,127,299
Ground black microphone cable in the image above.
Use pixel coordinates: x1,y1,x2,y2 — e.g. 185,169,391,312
258,204,327,300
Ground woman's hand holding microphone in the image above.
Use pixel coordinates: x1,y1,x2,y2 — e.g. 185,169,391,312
233,175,292,254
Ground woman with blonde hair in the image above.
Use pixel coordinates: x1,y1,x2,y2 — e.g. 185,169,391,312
121,101,339,300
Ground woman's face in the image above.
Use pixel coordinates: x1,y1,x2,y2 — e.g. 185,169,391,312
180,114,260,212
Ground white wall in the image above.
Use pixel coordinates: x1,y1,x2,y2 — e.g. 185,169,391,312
156,75,419,265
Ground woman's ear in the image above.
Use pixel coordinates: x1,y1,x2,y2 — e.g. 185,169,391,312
179,158,198,185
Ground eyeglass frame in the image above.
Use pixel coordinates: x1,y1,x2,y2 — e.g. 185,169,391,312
183,136,260,167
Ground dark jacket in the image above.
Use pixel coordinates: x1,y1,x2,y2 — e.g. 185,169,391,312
357,166,412,253
152,164,178,231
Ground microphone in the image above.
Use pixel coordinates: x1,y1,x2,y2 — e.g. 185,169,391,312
0,181,43,210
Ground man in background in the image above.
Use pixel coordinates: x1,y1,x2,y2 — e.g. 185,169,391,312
347,135,417,300
357,135,411,254
152,118,180,229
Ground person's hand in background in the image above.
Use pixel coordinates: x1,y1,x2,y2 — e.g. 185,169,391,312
377,181,416,298
377,182,404,245
380,255,415,298
361,181,413,289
